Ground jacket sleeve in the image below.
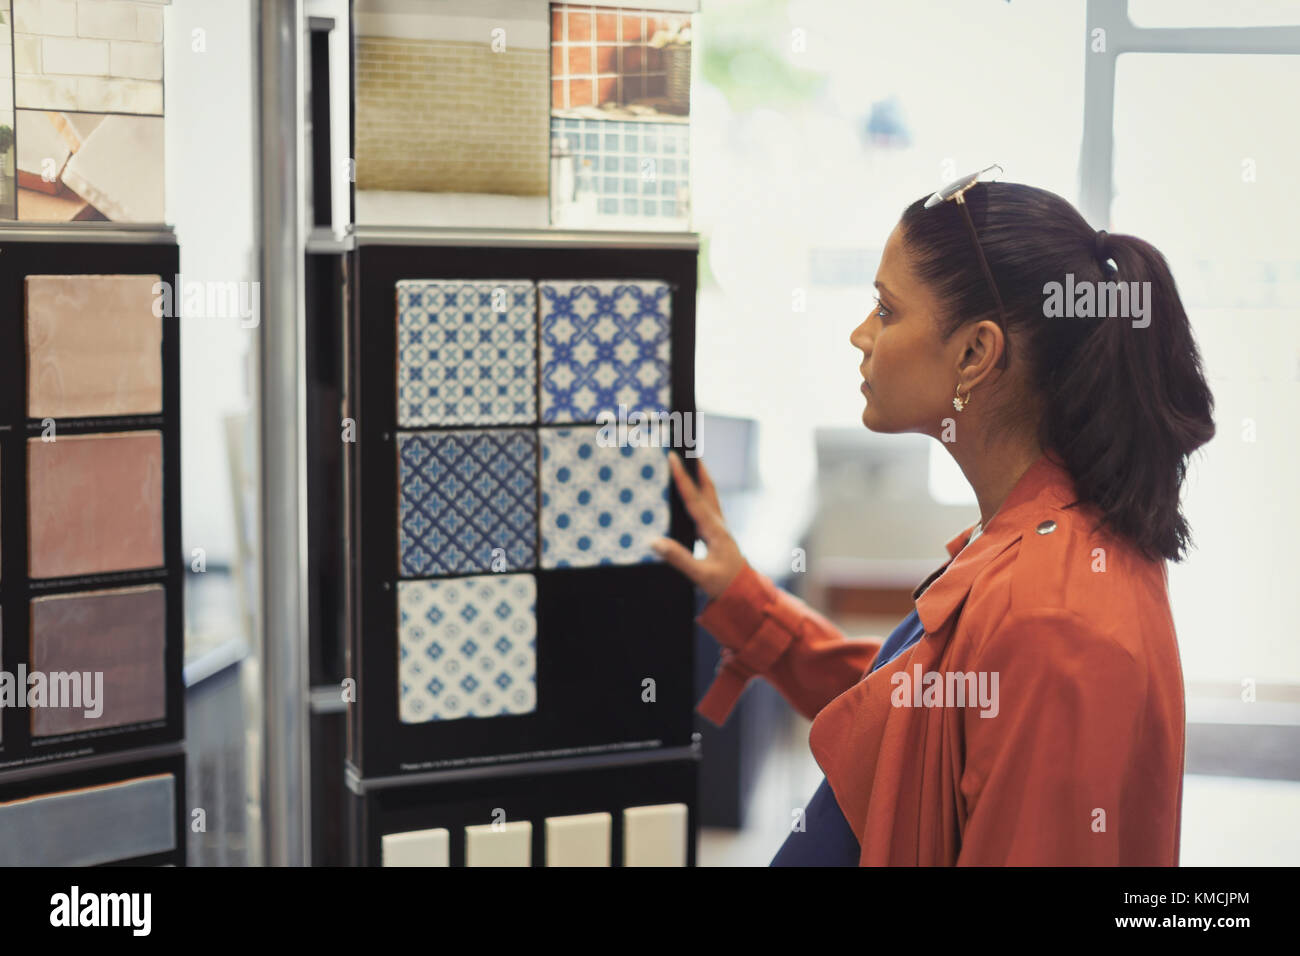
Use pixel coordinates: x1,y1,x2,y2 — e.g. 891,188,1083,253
956,608,1143,866
694,560,883,726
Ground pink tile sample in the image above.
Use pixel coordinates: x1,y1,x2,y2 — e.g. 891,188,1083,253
28,431,164,578
30,585,166,737
26,274,163,418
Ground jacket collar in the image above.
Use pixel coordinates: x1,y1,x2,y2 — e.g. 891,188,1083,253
914,450,1081,634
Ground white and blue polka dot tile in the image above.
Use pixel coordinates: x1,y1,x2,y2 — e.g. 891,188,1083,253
397,279,537,427
398,429,538,576
539,280,671,424
398,574,537,724
539,426,670,569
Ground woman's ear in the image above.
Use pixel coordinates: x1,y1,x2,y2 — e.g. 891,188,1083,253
958,318,1007,386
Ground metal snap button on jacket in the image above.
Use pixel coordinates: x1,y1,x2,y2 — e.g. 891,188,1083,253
1035,519,1057,534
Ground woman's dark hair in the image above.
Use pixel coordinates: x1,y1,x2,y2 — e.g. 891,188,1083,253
899,182,1215,563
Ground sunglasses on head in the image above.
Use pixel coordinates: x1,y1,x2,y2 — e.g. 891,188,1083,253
924,164,1009,370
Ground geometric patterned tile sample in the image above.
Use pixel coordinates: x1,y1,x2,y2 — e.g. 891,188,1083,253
545,812,612,867
397,280,537,428
397,429,537,577
623,803,688,867
26,275,164,418
539,426,669,569
398,574,536,723
27,431,164,579
465,820,532,867
382,828,450,867
539,280,671,424
29,584,166,737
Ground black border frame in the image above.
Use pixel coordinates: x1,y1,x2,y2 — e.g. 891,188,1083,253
0,239,184,768
347,242,700,779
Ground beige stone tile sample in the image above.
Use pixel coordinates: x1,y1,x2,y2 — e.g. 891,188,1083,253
382,828,451,867
26,273,163,417
545,812,612,866
623,802,689,866
465,821,532,866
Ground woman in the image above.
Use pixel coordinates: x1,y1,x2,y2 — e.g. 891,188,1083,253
650,176,1216,866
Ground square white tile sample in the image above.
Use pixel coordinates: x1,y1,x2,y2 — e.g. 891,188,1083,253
623,803,688,867
539,279,671,424
539,425,670,568
465,820,532,867
545,812,612,867
382,828,450,867
397,279,537,427
398,574,537,723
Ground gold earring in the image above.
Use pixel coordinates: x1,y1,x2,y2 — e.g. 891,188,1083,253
953,384,971,412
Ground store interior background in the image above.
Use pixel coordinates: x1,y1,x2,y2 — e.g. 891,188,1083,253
154,0,1300,865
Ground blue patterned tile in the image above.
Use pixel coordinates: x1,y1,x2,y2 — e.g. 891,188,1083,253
397,280,537,427
539,280,671,424
398,574,536,723
539,426,670,569
398,429,538,576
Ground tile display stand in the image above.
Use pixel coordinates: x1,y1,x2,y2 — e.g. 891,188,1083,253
344,234,701,865
0,232,185,865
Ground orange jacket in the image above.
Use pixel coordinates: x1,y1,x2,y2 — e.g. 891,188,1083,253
695,451,1185,865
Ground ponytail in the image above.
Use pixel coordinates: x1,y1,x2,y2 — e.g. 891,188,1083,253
1042,232,1216,562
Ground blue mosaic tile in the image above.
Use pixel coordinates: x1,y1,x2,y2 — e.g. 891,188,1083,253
539,279,671,424
397,280,537,427
398,574,536,722
398,429,538,576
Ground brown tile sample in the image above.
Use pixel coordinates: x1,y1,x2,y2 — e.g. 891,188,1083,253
26,274,163,418
29,584,166,737
28,431,164,578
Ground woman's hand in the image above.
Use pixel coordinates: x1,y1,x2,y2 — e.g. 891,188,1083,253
650,450,746,601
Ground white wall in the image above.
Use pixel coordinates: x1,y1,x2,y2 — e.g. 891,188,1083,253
164,0,257,566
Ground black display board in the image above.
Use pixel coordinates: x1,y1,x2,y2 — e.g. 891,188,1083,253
0,238,184,768
346,241,700,779
348,749,698,866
